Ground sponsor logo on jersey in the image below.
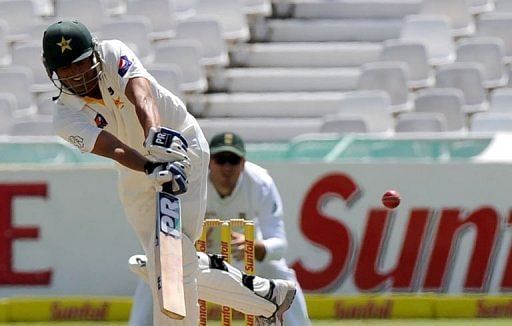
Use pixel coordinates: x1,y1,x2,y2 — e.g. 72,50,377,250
117,55,132,77
94,113,108,129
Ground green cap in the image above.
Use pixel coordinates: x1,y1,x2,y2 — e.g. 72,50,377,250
209,132,246,157
42,20,94,72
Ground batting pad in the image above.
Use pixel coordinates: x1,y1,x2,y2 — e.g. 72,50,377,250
197,252,276,318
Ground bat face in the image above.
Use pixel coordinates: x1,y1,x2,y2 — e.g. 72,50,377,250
155,191,186,319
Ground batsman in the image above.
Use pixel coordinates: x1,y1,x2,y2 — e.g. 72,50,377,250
42,20,296,325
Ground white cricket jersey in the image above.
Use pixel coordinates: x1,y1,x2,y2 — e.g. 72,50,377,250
206,161,287,263
53,40,205,199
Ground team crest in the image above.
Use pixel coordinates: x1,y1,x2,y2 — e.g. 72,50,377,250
118,55,132,77
94,113,108,129
57,36,72,53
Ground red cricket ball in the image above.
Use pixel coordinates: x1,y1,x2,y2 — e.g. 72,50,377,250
382,190,400,209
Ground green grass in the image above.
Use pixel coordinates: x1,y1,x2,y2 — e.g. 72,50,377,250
2,320,512,326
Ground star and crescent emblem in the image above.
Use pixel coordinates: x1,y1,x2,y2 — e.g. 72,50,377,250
57,36,72,53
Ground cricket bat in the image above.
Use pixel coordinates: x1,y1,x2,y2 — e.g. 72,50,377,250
154,191,186,319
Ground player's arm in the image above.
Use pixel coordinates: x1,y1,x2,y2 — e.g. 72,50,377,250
255,182,288,262
92,130,148,172
125,76,160,138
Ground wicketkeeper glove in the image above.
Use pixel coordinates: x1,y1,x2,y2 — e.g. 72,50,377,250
143,127,189,163
144,160,190,195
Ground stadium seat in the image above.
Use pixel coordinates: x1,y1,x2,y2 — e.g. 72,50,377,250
0,93,17,135
0,0,40,42
0,21,10,66
435,62,488,114
489,88,512,112
153,40,207,93
195,0,250,42
320,116,368,134
420,0,474,37
176,17,229,67
240,0,272,17
175,0,197,20
470,112,512,132
379,39,434,89
0,66,37,118
33,0,54,16
55,0,107,34
291,0,421,19
395,112,448,132
198,118,322,142
262,18,401,43
188,92,347,118
146,64,184,100
357,61,412,113
11,42,54,93
469,0,495,14
100,16,154,64
400,14,455,66
36,93,57,116
456,37,508,89
126,0,177,40
210,67,359,92
476,13,512,63
496,0,512,12
414,88,466,131
337,90,393,133
105,0,126,16
9,115,55,136
230,42,382,68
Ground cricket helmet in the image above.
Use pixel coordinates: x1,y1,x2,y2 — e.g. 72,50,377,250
42,20,102,95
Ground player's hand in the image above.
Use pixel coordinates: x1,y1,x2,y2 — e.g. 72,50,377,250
231,231,246,261
144,160,191,195
144,126,189,162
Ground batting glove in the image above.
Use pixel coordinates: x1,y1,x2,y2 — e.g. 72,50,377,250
144,160,190,195
144,127,189,163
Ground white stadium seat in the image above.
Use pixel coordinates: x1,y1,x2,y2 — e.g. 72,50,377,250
337,90,393,133
400,14,455,66
11,42,54,93
126,0,177,40
0,20,10,66
198,118,322,142
496,0,512,13
476,13,512,63
195,0,250,42
187,92,347,118
469,0,495,14
395,112,448,133
414,88,466,131
456,37,508,89
240,0,272,17
0,0,40,42
147,64,184,100
420,0,474,37
153,40,207,93
100,16,154,64
211,67,359,93
0,93,17,135
489,88,512,112
176,17,229,67
357,61,412,113
379,39,434,89
9,115,55,136
55,0,107,34
230,42,382,68
320,116,368,134
435,62,488,114
471,112,512,132
0,66,37,118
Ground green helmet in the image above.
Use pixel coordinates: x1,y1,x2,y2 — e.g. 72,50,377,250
42,20,94,73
